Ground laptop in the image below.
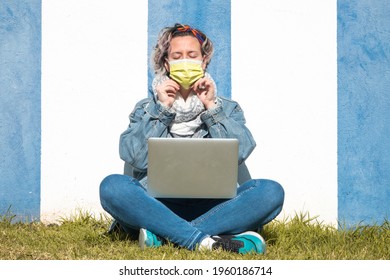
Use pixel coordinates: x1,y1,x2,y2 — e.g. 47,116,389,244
147,137,239,198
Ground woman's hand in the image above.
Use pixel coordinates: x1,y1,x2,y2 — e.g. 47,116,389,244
192,77,216,109
155,79,180,107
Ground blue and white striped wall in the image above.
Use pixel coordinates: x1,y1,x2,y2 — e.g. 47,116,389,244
1,0,389,227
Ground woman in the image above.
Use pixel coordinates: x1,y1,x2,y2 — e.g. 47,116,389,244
100,23,284,254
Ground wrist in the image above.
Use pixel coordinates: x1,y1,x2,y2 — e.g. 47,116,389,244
157,100,174,112
159,99,173,108
204,100,217,110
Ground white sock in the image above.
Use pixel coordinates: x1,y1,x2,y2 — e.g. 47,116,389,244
198,237,217,250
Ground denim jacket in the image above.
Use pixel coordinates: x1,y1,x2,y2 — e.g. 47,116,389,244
119,94,256,181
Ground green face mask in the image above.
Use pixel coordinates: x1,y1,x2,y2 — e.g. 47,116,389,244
168,59,204,89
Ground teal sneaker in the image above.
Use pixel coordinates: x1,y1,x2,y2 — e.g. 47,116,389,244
138,228,164,249
211,231,266,254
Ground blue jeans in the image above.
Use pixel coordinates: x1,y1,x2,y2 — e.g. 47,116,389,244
99,174,284,250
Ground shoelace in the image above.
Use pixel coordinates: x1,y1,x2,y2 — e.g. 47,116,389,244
213,236,244,252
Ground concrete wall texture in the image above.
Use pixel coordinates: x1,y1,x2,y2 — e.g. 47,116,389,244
0,0,41,220
338,0,390,227
0,0,389,227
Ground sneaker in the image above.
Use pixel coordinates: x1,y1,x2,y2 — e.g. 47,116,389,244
138,228,164,249
211,231,266,254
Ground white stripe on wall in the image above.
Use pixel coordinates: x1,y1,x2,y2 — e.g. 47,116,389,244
232,0,338,224
41,1,148,222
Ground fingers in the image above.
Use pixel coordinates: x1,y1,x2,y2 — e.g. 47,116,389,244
156,79,180,107
162,79,180,94
192,78,216,109
192,78,212,92
156,80,179,96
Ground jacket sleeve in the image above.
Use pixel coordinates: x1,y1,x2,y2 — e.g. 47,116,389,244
119,98,175,171
201,99,256,164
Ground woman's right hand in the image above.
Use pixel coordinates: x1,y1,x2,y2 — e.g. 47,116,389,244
156,79,180,107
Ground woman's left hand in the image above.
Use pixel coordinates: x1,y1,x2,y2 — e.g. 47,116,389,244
192,77,216,109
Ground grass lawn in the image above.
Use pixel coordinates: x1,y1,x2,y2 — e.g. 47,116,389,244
1,211,389,260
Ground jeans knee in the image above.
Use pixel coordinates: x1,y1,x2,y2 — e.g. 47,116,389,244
270,180,285,206
99,174,123,204
258,179,285,206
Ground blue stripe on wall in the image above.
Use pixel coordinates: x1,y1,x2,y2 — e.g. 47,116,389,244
148,0,231,98
0,0,41,221
338,0,390,227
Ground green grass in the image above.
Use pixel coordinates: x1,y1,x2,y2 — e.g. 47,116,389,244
1,211,389,260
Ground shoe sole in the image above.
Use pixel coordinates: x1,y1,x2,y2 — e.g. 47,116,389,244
138,228,148,250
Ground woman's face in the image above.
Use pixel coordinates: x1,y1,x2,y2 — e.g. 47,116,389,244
165,35,205,71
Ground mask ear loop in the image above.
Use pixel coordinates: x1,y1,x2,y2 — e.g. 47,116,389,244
164,57,170,75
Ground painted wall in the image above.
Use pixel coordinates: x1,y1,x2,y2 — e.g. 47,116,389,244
1,0,388,227
0,0,41,221
41,0,337,225
338,0,390,227
40,0,148,221
233,1,337,224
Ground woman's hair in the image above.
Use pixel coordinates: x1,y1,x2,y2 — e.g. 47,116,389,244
152,23,214,75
